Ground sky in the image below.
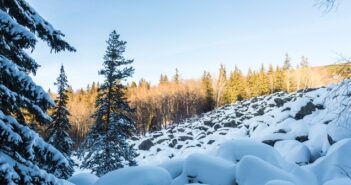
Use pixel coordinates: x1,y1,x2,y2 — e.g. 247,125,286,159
27,0,351,91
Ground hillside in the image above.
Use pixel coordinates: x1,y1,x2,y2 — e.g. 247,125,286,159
69,79,351,185
132,79,351,167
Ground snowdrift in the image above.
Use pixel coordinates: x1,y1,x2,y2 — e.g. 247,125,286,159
71,138,351,185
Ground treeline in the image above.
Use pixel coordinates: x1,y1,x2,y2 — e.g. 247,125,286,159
60,54,340,144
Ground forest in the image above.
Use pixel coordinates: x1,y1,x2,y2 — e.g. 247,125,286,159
47,58,347,147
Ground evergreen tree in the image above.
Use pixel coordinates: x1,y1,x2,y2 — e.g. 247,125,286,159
246,68,260,97
173,68,181,83
201,71,215,112
283,53,292,70
274,67,285,92
139,78,151,89
78,30,137,177
0,0,75,183
258,64,270,95
159,74,169,85
46,65,74,178
224,66,246,103
130,81,137,88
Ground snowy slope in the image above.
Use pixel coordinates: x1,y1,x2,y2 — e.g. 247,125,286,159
132,80,351,165
71,80,351,185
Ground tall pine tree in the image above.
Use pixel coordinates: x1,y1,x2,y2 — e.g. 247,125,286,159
0,0,75,184
78,30,137,177
46,65,74,177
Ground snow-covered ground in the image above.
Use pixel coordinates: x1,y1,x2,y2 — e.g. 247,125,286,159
70,80,351,185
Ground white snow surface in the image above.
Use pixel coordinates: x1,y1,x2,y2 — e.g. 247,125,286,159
71,80,351,185
95,166,172,185
68,173,98,185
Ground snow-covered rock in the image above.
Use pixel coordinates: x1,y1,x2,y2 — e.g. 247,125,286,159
308,139,351,184
274,140,311,164
68,173,98,185
172,153,236,185
94,166,172,185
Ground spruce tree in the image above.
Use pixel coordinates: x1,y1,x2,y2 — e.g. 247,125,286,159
258,64,270,95
201,71,215,112
173,68,181,83
159,74,169,85
275,67,285,92
78,30,137,177
224,66,245,103
0,0,75,184
268,64,275,93
246,68,259,98
283,53,292,70
46,65,74,177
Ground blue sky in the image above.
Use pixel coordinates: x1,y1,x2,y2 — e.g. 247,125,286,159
28,0,351,90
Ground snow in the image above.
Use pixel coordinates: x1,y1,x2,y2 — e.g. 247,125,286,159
158,159,184,179
172,153,236,185
308,139,351,184
323,178,351,185
264,180,295,185
274,140,311,164
216,139,287,169
68,173,98,185
94,166,172,185
72,80,351,185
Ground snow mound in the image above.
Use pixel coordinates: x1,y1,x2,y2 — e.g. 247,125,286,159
217,139,287,169
172,153,236,185
68,173,98,185
308,139,351,184
274,140,311,165
94,166,172,185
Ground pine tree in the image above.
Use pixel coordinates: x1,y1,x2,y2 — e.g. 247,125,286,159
139,78,151,89
159,74,169,85
0,0,75,184
258,64,270,95
246,68,259,97
201,71,215,112
130,81,137,88
46,65,74,178
283,53,292,70
173,68,181,83
78,30,137,177
224,66,246,103
275,67,285,92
